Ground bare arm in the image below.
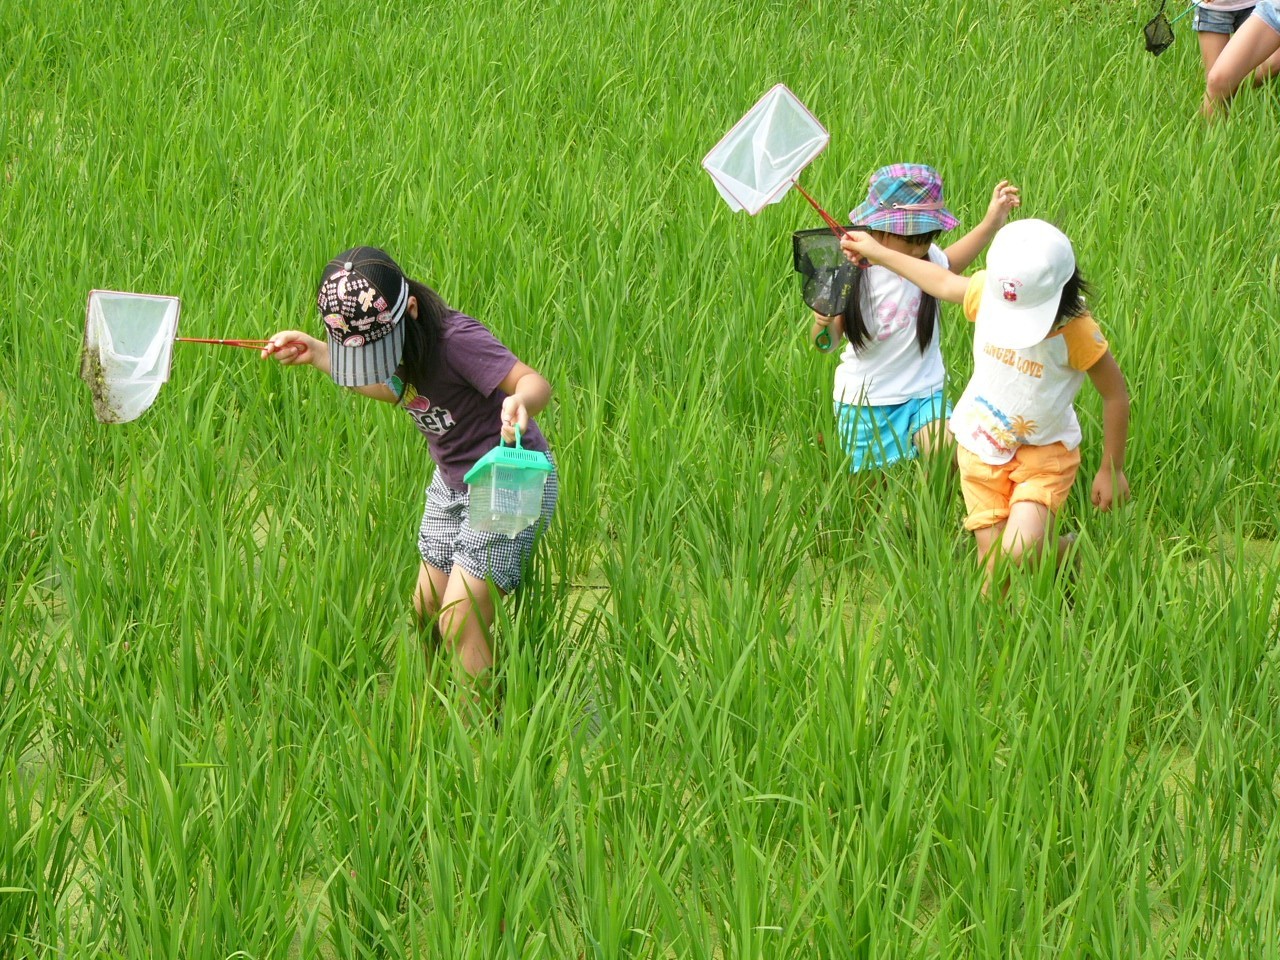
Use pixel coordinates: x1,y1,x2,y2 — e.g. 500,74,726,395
810,311,844,352
1086,350,1131,510
351,382,400,403
261,331,399,402
942,181,1021,273
498,360,552,443
840,234,970,303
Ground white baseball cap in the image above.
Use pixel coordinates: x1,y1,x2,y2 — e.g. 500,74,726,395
976,220,1076,350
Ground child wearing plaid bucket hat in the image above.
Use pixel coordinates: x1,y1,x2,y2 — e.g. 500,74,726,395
810,163,1020,474
840,219,1132,594
262,247,556,686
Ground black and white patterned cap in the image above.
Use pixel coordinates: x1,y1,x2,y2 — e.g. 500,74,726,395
316,246,410,387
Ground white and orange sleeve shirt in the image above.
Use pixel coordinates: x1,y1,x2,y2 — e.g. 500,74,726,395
950,271,1109,465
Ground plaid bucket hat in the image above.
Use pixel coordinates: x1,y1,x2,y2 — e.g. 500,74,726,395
316,246,410,387
848,163,959,236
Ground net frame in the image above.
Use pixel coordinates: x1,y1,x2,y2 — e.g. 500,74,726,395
1144,0,1194,55
793,226,858,319
1144,8,1174,55
81,289,182,423
702,84,832,215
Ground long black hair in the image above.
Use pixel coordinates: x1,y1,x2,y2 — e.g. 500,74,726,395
397,278,448,393
1054,269,1091,327
843,230,940,355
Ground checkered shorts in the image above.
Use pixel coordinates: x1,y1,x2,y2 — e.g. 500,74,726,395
417,454,558,593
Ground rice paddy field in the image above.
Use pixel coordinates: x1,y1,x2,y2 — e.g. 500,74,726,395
3,0,1280,955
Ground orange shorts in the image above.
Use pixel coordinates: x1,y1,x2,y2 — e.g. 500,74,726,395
956,442,1081,531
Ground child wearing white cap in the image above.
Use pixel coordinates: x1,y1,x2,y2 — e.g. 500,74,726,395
840,220,1131,591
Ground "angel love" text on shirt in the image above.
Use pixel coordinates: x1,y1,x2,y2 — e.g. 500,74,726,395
984,342,1045,379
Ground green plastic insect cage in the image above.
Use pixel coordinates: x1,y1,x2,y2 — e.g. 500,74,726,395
463,429,553,536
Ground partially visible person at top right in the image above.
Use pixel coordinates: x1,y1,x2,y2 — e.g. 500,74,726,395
1201,0,1280,116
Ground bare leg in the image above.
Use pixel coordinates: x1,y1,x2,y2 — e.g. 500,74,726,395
974,522,1007,596
1203,16,1280,117
437,566,502,679
999,501,1053,563
1198,29,1231,79
976,502,1074,596
405,562,451,735
912,420,956,472
413,561,449,622
1206,19,1280,88
413,561,450,652
1252,46,1280,84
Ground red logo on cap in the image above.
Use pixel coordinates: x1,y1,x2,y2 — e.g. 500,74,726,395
1001,281,1018,303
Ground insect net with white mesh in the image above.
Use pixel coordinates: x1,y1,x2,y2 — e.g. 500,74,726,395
702,84,832,215
80,290,181,423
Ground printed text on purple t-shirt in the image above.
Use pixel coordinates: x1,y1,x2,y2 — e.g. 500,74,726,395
397,311,550,491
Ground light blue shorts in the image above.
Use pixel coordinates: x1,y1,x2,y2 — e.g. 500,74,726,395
1254,0,1280,33
834,390,951,473
1194,3,1255,34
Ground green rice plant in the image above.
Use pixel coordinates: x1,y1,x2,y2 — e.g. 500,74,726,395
0,757,96,958
2,0,1279,954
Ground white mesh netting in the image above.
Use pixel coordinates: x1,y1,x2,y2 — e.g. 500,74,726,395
81,290,181,423
702,84,830,215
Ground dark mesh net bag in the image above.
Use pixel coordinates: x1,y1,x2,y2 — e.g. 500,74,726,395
793,226,856,317
1144,1,1175,55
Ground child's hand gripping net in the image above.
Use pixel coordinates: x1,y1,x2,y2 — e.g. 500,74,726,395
793,227,857,346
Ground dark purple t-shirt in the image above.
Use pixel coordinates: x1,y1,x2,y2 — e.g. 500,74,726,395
393,311,550,490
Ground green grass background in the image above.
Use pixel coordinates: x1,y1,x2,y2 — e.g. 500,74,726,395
2,0,1279,956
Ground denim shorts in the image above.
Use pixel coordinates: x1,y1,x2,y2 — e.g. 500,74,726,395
1194,3,1255,34
417,454,558,592
1255,0,1280,33
834,390,951,473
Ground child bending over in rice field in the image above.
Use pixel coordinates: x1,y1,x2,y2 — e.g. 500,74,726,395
262,246,556,698
840,220,1131,593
